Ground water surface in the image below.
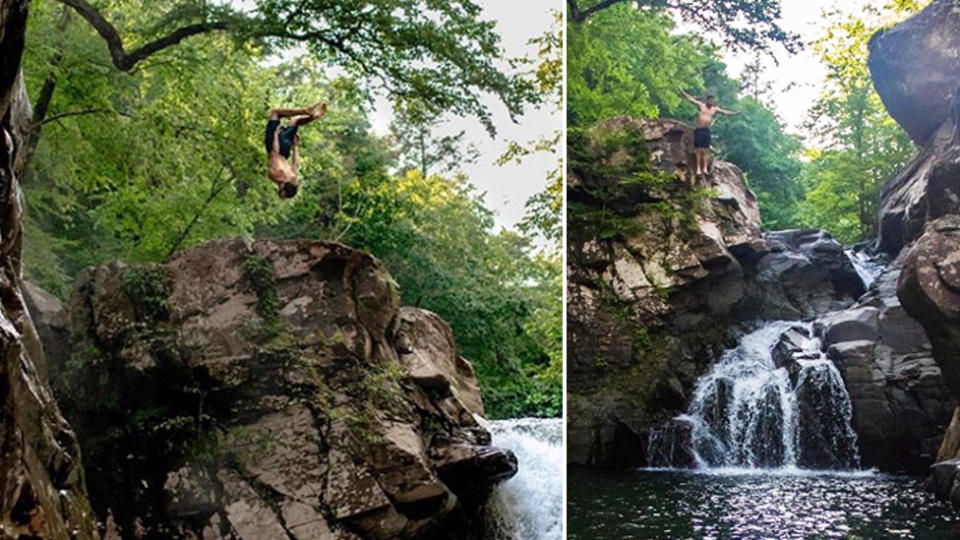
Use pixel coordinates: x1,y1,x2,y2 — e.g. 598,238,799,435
568,467,960,539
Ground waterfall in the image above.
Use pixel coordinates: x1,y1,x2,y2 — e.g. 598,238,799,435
845,248,883,289
483,418,563,540
649,321,860,470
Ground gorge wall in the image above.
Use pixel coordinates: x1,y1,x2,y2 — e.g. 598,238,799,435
0,1,99,537
869,0,960,504
566,114,954,471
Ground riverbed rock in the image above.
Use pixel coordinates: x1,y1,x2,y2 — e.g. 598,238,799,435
819,306,879,346
823,259,953,473
48,237,515,539
929,459,960,509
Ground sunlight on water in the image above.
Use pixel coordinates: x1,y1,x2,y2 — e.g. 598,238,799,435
569,468,960,540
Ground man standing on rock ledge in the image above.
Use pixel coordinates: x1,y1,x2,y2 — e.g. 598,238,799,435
681,90,739,181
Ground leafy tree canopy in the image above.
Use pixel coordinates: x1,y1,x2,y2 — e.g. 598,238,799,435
50,0,538,136
567,0,800,54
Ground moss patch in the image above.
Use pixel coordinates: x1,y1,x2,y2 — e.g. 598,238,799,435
242,254,284,341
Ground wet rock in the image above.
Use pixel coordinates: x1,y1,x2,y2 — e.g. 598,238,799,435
819,307,880,346
645,419,695,468
929,459,960,508
771,326,809,370
753,230,865,317
822,259,953,473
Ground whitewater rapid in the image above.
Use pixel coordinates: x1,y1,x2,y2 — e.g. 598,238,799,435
483,418,563,540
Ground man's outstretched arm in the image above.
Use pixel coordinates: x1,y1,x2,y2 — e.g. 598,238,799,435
681,90,703,107
717,107,740,116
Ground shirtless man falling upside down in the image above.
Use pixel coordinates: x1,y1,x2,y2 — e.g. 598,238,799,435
265,101,327,199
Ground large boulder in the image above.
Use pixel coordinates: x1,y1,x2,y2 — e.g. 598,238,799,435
51,237,515,539
868,0,960,255
868,0,960,146
899,216,960,399
747,230,865,319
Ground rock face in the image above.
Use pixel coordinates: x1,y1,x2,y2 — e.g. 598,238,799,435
0,1,99,537
566,117,864,467
868,0,960,146
870,0,960,255
48,237,514,539
869,0,960,504
817,258,953,472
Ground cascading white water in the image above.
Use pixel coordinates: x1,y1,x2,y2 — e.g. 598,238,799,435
483,418,563,540
845,248,883,289
649,321,860,470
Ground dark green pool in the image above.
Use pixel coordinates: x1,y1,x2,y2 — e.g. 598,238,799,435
568,467,960,539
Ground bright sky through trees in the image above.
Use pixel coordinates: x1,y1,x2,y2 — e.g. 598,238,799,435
696,0,874,134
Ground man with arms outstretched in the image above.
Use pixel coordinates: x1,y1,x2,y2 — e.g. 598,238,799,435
266,102,326,199
681,91,738,181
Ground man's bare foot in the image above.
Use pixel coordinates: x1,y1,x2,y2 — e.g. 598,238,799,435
309,101,327,117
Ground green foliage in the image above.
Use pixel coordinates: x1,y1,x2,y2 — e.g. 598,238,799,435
38,0,537,135
795,4,919,243
568,0,799,55
389,99,480,177
23,1,560,420
567,6,709,127
122,267,171,322
241,254,284,341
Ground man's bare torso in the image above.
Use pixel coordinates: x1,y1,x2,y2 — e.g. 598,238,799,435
268,153,296,183
696,104,721,128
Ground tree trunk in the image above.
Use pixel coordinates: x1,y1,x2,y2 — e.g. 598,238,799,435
0,1,99,537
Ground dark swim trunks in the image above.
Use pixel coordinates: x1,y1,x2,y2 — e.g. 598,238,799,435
694,127,711,149
265,119,298,159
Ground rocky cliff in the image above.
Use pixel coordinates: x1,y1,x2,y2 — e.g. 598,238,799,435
870,0,960,505
567,115,954,471
565,117,911,468
27,237,516,539
0,1,100,537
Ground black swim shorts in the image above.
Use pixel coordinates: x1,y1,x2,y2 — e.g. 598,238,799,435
265,119,298,159
694,127,711,149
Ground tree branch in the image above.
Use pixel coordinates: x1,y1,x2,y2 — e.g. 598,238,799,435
569,0,630,22
55,0,230,71
37,108,129,126
165,166,230,260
